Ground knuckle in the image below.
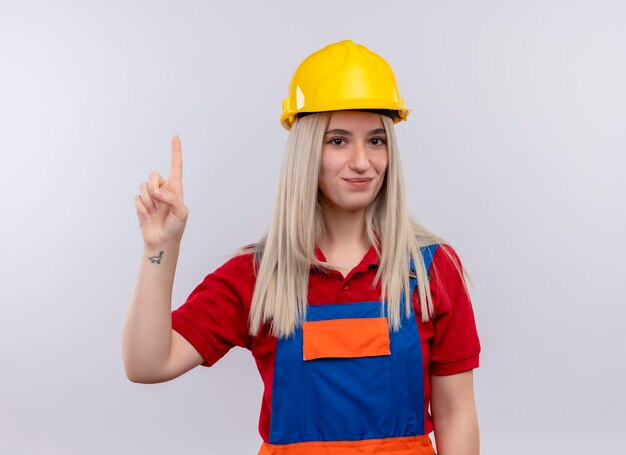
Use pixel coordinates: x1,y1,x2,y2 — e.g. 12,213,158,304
172,210,188,221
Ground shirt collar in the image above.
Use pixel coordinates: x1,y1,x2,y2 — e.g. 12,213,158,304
312,244,380,272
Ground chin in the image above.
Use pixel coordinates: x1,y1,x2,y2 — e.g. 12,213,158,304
335,196,377,212
320,189,381,213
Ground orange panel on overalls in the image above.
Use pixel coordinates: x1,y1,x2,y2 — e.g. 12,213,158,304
258,245,439,455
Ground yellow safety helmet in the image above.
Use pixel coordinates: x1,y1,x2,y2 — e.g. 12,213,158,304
280,40,409,130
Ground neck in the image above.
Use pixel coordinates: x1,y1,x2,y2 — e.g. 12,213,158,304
318,204,369,274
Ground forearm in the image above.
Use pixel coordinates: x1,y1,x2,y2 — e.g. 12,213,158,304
433,405,479,455
431,370,479,455
122,241,180,382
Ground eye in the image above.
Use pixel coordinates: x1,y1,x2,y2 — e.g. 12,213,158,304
369,136,387,146
328,137,347,146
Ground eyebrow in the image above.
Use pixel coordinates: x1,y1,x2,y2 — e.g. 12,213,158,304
324,128,386,136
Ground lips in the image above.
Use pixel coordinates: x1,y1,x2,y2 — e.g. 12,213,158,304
342,177,375,188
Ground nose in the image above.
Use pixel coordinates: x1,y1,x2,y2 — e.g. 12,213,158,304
349,142,370,173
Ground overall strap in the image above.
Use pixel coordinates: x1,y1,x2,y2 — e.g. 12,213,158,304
409,244,440,297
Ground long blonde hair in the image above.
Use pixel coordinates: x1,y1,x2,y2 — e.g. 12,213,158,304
248,112,459,338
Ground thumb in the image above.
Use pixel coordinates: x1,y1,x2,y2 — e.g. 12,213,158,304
154,187,188,221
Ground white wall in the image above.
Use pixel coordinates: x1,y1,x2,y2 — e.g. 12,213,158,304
1,1,624,453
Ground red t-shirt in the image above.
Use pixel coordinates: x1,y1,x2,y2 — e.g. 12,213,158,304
171,244,480,441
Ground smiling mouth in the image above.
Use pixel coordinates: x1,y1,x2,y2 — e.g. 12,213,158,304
343,178,373,183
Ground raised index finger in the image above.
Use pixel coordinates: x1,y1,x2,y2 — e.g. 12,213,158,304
169,135,183,189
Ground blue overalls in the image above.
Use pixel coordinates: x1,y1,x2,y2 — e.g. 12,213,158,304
259,244,439,455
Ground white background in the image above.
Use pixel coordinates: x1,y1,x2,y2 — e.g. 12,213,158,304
1,1,625,454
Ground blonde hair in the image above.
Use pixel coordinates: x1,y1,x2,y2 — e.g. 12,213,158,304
248,112,462,338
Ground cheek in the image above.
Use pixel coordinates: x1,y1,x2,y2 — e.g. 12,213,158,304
317,156,332,197
319,149,340,175
374,154,389,175
319,153,343,189
373,155,389,191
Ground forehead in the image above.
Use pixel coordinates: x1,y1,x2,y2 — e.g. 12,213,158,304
326,111,385,131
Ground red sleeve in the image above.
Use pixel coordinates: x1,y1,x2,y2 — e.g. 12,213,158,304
171,253,255,367
428,245,481,375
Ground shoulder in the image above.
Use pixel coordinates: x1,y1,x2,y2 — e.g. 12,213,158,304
428,244,468,312
417,242,463,276
431,244,463,272
188,247,258,307
210,248,257,285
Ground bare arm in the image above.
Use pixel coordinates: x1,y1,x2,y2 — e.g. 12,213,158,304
122,136,204,383
431,370,480,455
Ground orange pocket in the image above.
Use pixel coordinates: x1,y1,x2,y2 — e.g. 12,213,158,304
302,317,390,361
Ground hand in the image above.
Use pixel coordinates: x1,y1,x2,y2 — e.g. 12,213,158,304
134,135,189,247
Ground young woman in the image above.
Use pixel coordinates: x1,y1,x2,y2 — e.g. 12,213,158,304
123,40,480,455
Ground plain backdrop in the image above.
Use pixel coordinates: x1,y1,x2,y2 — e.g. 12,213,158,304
1,1,625,454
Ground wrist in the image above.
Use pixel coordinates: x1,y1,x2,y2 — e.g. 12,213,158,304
143,240,181,255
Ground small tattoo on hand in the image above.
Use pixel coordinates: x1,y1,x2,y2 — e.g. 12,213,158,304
148,251,164,264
